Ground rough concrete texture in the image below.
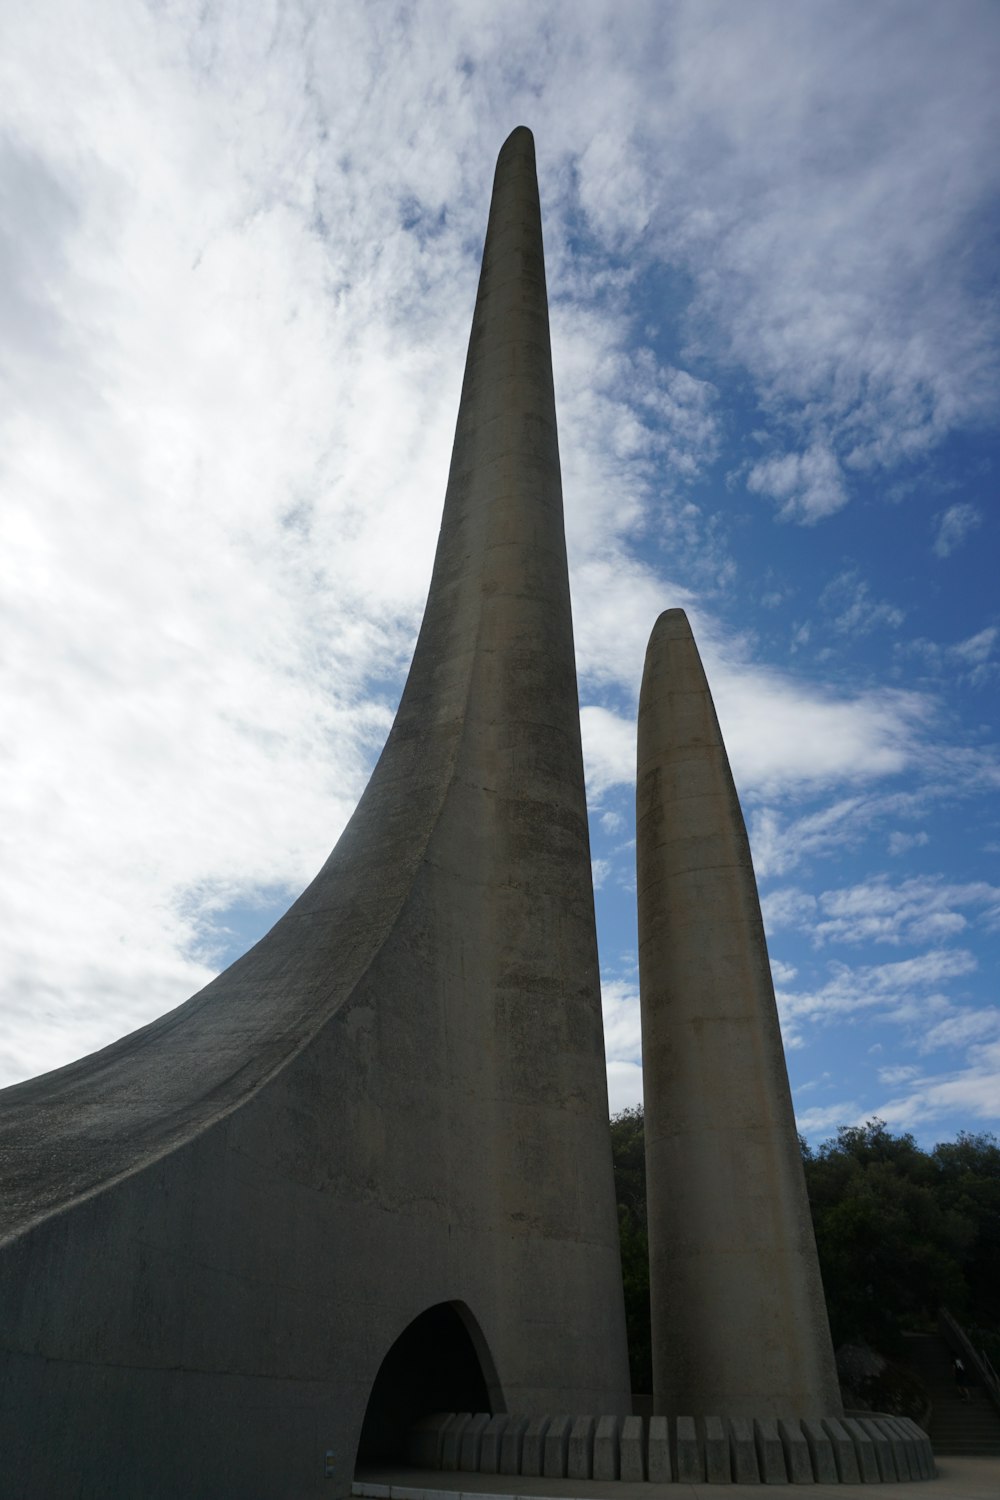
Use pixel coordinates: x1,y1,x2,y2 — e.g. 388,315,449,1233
619,1416,645,1482
901,1417,936,1480
675,1415,703,1483
803,1420,839,1484
730,1418,761,1484
889,1418,917,1481
755,1416,789,1482
898,1417,935,1480
842,1416,880,1483
417,1412,937,1484
500,1417,530,1477
636,608,842,1423
593,1416,620,1482
647,1415,672,1484
461,1414,492,1473
522,1418,553,1478
703,1415,731,1484
544,1417,573,1478
823,1417,861,1483
443,1416,474,1471
568,1416,596,1480
858,1416,899,1482
479,1414,512,1474
0,126,630,1500
779,1417,814,1484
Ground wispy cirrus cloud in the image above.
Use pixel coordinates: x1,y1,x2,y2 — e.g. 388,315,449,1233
1,0,998,1138
934,502,983,558
870,1039,1000,1131
774,947,978,1053
819,571,905,638
763,874,1000,948
898,626,999,690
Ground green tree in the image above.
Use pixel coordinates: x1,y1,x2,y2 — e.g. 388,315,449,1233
802,1120,974,1351
611,1109,1000,1384
609,1107,652,1393
931,1132,1000,1327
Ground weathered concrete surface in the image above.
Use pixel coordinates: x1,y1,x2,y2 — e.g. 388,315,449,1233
703,1415,731,1484
619,1415,645,1482
461,1413,492,1473
675,1415,703,1483
568,1415,596,1480
637,608,841,1423
480,1413,513,1474
413,1410,936,1485
593,1415,620,1481
501,1417,531,1477
0,126,630,1499
647,1415,672,1484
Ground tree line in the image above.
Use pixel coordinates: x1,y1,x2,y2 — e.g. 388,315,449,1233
610,1108,1000,1395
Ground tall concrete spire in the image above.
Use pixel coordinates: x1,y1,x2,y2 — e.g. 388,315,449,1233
637,609,841,1421
0,128,630,1500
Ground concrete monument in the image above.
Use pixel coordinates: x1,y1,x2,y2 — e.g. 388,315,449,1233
0,128,934,1494
638,612,852,1459
0,126,630,1500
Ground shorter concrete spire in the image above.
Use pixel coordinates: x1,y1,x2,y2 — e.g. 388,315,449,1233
637,608,841,1421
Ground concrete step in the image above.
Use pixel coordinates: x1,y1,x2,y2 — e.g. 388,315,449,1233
899,1332,1000,1457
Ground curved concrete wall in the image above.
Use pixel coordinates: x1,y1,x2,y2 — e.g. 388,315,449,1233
0,128,630,1499
637,608,841,1422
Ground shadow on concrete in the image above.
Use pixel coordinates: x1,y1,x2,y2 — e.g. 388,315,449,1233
357,1301,501,1463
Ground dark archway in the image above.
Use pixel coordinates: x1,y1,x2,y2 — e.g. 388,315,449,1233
356,1302,500,1463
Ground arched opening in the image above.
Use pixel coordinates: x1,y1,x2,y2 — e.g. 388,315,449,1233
356,1301,500,1464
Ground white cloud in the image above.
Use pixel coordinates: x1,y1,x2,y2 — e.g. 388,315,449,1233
953,627,998,665
650,6,999,483
584,652,930,808
820,571,905,637
878,1065,921,1086
580,705,637,798
761,888,817,933
934,502,982,558
0,0,997,1115
797,1039,1000,1137
715,675,926,796
795,1101,862,1136
769,957,799,987
873,1040,1000,1130
600,977,643,1116
747,443,847,523
775,948,977,1052
750,784,959,880
917,1008,1000,1056
763,874,1000,948
606,1059,644,1115
888,830,929,857
900,626,998,689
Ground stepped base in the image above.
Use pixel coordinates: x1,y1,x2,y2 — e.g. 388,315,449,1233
405,1410,935,1483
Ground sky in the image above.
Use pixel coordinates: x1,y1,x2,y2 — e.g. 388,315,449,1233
2,1,998,1150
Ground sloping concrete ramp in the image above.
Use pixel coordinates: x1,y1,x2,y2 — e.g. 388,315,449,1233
0,127,630,1500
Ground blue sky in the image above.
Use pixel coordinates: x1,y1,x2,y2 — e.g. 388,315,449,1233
1,1,997,1148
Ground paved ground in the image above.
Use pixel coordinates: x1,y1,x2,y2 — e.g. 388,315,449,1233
355,1455,1000,1500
